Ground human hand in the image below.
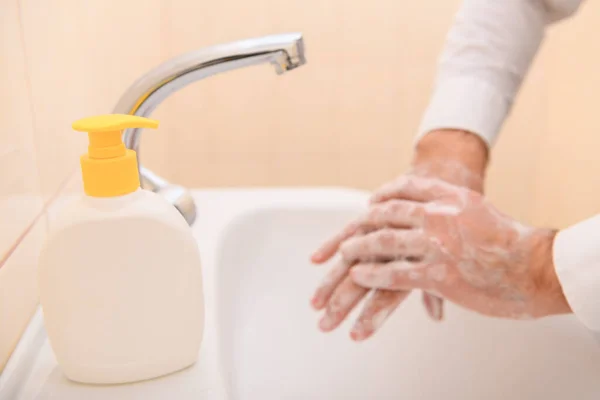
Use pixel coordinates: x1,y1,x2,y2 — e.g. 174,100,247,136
343,176,571,325
402,129,489,319
310,130,489,339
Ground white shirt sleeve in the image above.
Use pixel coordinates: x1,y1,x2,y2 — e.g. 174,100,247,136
417,0,582,147
554,216,600,332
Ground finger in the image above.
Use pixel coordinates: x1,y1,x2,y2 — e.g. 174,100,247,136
312,200,425,264
340,228,428,262
350,261,437,291
311,222,362,264
423,292,444,321
370,176,460,204
311,258,352,310
358,200,425,229
319,276,369,332
350,289,411,341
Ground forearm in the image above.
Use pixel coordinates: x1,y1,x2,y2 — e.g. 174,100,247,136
413,129,488,174
411,129,488,193
530,229,571,316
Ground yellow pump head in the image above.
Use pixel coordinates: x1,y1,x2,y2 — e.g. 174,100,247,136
72,114,159,197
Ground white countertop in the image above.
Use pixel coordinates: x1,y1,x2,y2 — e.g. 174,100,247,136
0,188,366,400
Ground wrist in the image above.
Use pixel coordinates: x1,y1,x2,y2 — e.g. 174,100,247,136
412,129,489,192
414,129,489,176
530,229,572,317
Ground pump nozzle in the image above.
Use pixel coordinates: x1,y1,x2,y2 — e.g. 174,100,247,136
72,114,159,197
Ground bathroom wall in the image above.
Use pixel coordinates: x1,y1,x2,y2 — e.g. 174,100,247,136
145,0,598,228
531,0,600,229
0,0,597,372
0,0,44,372
140,0,552,225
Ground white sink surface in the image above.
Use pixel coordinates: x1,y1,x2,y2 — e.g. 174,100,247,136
215,196,600,399
3,187,600,400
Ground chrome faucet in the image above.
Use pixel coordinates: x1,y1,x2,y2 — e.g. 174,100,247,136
113,33,306,225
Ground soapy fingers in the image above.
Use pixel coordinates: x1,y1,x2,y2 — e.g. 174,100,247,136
369,175,461,205
311,258,353,310
340,229,428,262
310,178,455,332
318,275,369,332
350,261,437,291
311,199,426,263
350,289,410,341
311,175,460,263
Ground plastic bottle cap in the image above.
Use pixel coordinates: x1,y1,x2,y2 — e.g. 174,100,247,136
72,114,159,197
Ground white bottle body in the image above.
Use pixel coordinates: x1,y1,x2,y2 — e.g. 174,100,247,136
38,189,204,384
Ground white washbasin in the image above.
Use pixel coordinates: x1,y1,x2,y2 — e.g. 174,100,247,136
215,192,600,399
3,187,600,400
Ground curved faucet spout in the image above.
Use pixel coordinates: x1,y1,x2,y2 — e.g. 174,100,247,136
112,33,306,225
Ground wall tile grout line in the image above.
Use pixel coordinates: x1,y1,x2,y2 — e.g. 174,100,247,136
0,170,76,270
15,0,45,197
2,0,77,272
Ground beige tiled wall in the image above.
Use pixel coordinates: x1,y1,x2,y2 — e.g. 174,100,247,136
146,0,550,225
532,0,600,229
0,0,597,372
0,0,44,372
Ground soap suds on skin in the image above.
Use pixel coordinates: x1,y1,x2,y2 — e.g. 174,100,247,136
408,270,422,281
316,174,554,338
370,307,393,332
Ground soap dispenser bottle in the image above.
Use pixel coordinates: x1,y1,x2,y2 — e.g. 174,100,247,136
38,114,204,384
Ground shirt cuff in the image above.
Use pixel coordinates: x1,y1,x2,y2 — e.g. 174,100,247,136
553,214,600,332
416,77,511,148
